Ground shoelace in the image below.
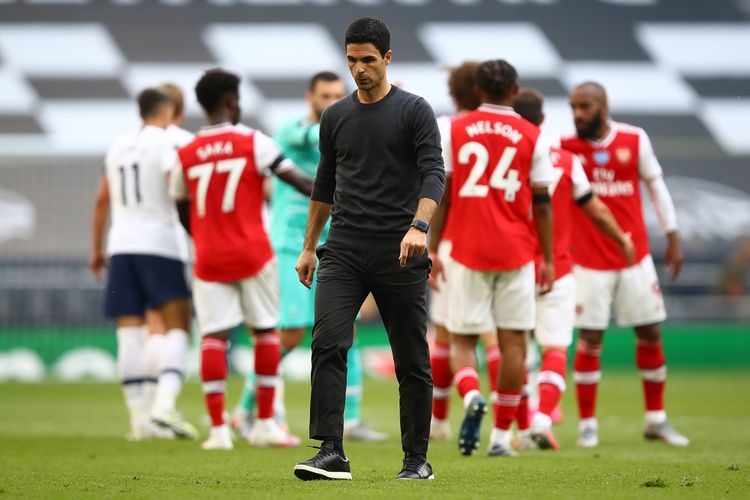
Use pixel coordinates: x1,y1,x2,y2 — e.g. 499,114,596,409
402,456,425,473
308,444,337,459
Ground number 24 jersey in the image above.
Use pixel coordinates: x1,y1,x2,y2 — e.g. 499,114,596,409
443,105,554,271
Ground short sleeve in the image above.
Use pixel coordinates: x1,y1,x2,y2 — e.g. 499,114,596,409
530,134,555,187
637,128,663,181
437,115,453,175
570,155,592,200
253,131,284,174
168,157,188,200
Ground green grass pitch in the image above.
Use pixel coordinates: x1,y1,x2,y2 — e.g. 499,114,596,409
1,369,748,499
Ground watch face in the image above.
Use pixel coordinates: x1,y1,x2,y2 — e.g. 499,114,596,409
413,220,429,232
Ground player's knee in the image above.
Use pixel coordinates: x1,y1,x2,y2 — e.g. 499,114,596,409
634,323,661,343
579,329,604,346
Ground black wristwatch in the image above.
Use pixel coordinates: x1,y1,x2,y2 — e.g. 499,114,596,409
411,219,430,233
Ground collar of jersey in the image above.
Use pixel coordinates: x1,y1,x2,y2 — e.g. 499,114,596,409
198,122,235,136
586,119,618,148
478,103,519,116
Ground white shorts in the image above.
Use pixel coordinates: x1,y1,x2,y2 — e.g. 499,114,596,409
574,254,667,330
429,240,453,326
447,260,535,335
193,259,279,334
535,273,576,348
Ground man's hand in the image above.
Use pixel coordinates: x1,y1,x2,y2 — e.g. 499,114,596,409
428,249,445,291
295,249,317,289
664,231,683,281
399,227,428,267
538,260,555,295
89,250,108,282
619,232,636,266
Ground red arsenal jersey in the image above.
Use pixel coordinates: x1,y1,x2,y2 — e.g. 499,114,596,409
561,121,662,270
172,123,284,282
534,146,591,281
444,104,554,271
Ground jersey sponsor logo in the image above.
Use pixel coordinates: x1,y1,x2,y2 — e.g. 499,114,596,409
197,140,234,162
465,120,523,144
590,180,635,197
593,150,610,166
616,147,632,165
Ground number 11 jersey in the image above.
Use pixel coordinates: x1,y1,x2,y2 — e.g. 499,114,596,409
170,123,289,283
443,104,554,271
105,124,182,261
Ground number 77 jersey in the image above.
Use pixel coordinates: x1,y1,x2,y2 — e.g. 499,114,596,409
443,104,554,271
170,123,287,283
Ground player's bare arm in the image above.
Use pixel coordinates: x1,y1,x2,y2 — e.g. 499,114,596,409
176,200,191,234
580,194,635,265
399,197,438,267
664,230,683,281
89,175,110,281
275,162,314,197
296,200,332,288
533,186,554,294
427,177,451,289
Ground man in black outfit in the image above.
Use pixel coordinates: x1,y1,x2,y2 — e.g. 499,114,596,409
292,17,445,481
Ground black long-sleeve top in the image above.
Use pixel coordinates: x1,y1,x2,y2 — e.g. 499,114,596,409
311,85,445,252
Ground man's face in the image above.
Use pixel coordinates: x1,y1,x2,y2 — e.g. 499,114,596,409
570,89,606,140
346,43,391,91
308,79,346,119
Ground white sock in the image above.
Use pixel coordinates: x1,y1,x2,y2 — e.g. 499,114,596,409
645,410,667,426
143,333,166,413
579,417,598,431
463,389,481,409
117,326,147,428
153,328,189,414
532,412,552,433
490,427,512,447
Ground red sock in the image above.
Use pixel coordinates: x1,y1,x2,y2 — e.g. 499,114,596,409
516,369,530,431
485,344,501,393
636,339,666,411
494,390,521,431
538,349,567,417
431,341,452,420
573,339,601,420
454,367,480,401
200,337,228,426
254,331,281,420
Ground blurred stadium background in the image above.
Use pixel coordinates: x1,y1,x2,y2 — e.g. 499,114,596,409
0,0,749,382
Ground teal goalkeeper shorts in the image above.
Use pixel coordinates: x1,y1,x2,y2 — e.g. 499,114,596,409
277,250,316,329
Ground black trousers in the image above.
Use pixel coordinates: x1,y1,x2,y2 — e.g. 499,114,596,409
309,242,433,457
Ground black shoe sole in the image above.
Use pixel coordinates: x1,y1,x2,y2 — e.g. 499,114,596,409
294,464,352,481
458,398,487,456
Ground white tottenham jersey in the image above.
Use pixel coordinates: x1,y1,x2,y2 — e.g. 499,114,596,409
166,124,195,263
105,125,182,260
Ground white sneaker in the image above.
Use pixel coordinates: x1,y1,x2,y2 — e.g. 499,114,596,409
248,418,301,448
488,428,518,457
577,419,599,448
151,409,199,440
644,420,689,446
202,424,233,450
230,407,254,440
429,418,452,441
344,420,388,441
514,429,537,450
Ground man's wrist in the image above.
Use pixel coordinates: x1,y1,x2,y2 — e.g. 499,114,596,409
410,219,429,233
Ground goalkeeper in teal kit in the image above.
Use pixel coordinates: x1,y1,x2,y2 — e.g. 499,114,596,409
232,72,387,442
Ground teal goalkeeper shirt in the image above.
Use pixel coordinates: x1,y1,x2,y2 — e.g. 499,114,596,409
270,114,330,253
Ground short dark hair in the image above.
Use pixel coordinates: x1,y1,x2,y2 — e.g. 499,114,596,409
345,17,390,57
476,59,518,100
137,88,171,119
308,71,341,92
195,68,240,114
448,61,481,112
513,87,544,126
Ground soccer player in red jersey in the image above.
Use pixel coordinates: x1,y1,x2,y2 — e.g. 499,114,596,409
431,60,555,457
561,82,688,447
169,69,313,450
428,61,502,443
513,88,635,450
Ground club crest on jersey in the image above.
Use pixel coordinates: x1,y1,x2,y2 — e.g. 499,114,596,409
593,150,610,166
616,147,631,164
